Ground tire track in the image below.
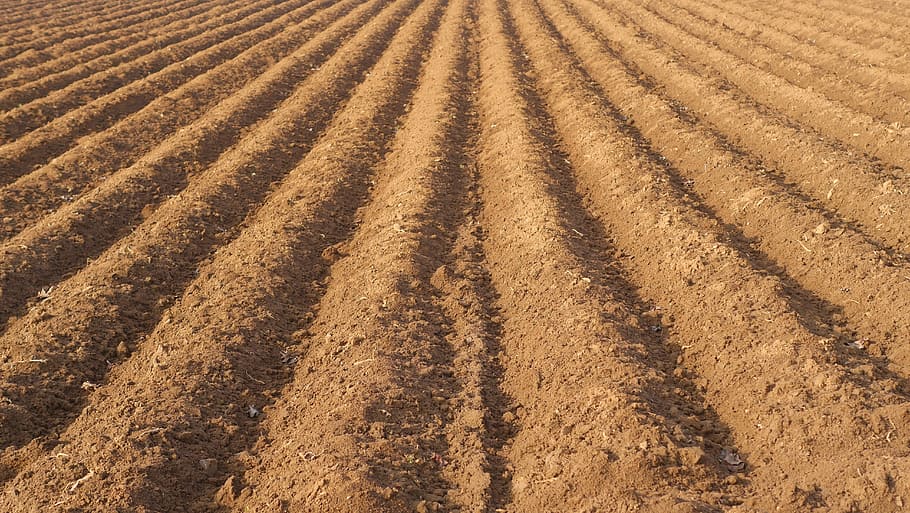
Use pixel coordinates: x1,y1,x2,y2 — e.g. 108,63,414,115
0,0,441,509
0,0,301,142
0,0,395,443
518,0,910,505
563,0,910,255
0,0,220,83
597,0,910,172
0,0,232,93
0,0,344,234
474,0,734,510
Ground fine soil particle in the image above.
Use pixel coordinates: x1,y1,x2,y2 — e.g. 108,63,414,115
2,0,910,511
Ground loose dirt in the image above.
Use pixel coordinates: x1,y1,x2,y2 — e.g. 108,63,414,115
2,0,910,511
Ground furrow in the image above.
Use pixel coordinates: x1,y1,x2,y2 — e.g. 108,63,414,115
436,202,514,512
0,1,138,41
0,0,443,509
667,0,910,101
0,0,57,21
597,0,910,171
0,0,302,142
541,0,910,409
0,0,347,237
0,0,232,92
0,0,87,21
519,0,910,508
711,0,910,74
0,0,203,69
0,0,96,27
0,0,200,61
0,0,163,32
233,3,488,510
757,0,910,50
635,0,910,128
432,15,514,511
733,0,910,62
563,0,910,255
800,0,910,22
702,0,910,82
0,0,218,81
0,0,386,369
474,0,733,510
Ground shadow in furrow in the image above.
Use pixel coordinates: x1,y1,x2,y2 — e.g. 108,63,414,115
538,0,910,402
582,0,908,180
443,164,517,511
130,6,444,511
0,0,372,335
663,95,907,261
0,0,402,458
356,15,518,507
497,0,741,491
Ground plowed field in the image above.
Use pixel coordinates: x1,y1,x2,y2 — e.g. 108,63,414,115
2,0,910,511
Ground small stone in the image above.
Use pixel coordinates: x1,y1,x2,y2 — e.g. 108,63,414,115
720,449,745,471
116,341,129,355
678,446,706,467
415,500,429,513
813,222,829,235
199,458,217,475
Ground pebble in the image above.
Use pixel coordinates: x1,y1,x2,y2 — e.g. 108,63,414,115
199,458,217,475
678,446,706,467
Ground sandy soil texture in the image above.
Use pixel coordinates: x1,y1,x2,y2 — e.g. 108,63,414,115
2,0,910,511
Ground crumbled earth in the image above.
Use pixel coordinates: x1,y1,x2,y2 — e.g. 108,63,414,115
2,0,910,510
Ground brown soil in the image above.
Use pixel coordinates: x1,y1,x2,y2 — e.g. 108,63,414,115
2,0,910,511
